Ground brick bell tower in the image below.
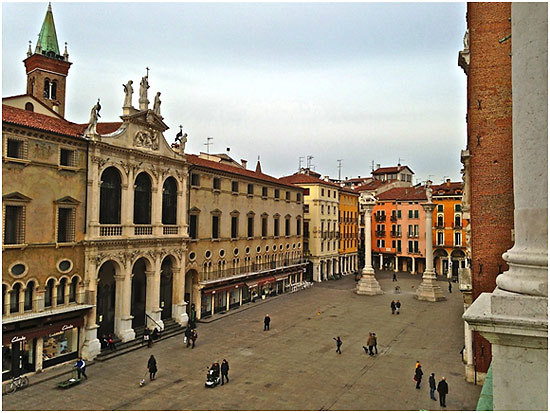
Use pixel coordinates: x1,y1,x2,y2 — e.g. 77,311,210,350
23,3,72,117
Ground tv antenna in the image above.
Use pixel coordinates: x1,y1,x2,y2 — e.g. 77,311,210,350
204,137,213,154
299,156,305,170
337,159,343,180
306,155,314,169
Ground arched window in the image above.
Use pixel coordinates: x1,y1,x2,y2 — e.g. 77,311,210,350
44,78,50,98
100,167,122,224
134,173,152,224
57,278,67,305
437,214,444,227
10,283,21,313
162,177,177,225
45,279,55,307
25,102,34,112
51,80,57,100
454,215,462,227
69,276,79,302
24,281,34,311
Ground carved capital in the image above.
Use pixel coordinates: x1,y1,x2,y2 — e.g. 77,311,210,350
91,156,107,168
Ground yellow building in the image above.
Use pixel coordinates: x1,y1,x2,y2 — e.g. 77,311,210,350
338,186,359,275
431,180,467,278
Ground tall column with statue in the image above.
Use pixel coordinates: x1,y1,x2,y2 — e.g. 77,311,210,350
356,193,383,295
415,182,446,301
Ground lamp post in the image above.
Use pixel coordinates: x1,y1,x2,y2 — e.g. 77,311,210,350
356,193,383,295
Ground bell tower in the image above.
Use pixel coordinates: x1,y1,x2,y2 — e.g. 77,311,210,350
23,3,72,117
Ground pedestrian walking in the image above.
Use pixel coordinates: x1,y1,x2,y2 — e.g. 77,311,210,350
372,332,378,354
190,329,198,348
448,282,452,293
184,325,192,348
414,363,423,389
221,359,229,385
365,333,375,355
108,334,116,351
74,357,88,380
333,336,342,354
264,314,271,331
396,300,401,314
390,300,396,315
143,327,151,347
147,355,157,381
392,273,397,282
429,373,437,400
437,377,449,407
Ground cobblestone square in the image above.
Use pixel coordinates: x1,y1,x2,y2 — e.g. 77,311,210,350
3,272,481,411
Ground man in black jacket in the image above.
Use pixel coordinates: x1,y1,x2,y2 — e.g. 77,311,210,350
221,359,229,385
264,314,271,331
429,373,437,400
437,377,449,407
415,363,423,389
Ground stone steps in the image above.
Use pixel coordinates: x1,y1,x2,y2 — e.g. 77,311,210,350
95,319,185,362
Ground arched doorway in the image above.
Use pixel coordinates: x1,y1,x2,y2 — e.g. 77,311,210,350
131,258,148,328
434,248,449,276
451,249,466,281
97,261,117,338
160,256,174,320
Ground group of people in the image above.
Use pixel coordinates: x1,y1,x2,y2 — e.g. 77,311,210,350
390,300,401,315
208,359,230,385
414,361,449,407
101,334,116,351
362,332,378,356
143,327,161,348
184,325,198,348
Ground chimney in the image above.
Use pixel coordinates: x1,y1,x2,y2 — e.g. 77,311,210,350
446,179,451,186
324,175,330,180
255,160,262,173
241,159,248,169
376,164,381,170
358,175,361,178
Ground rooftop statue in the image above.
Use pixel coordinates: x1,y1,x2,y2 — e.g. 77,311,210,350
123,80,133,107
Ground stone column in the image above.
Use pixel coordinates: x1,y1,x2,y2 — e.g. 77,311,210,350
146,266,164,330
116,264,135,342
172,261,189,327
152,180,163,236
356,202,383,295
464,4,548,410
81,257,101,360
88,153,101,237
416,202,445,301
4,290,10,315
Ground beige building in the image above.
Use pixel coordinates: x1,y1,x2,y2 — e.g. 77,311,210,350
280,169,340,282
184,154,306,320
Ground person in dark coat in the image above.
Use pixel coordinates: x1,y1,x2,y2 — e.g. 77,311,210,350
152,328,160,340
437,377,449,407
333,336,342,354
395,300,401,314
184,325,192,348
392,273,397,282
264,314,271,331
429,373,437,400
190,329,198,348
448,282,452,293
372,332,378,355
147,355,157,381
221,359,229,385
108,334,116,351
390,300,396,315
415,363,423,389
211,362,220,378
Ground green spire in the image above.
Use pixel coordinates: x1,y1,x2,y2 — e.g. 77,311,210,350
35,3,60,55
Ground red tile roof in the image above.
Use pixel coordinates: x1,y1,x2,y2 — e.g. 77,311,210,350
372,165,414,175
339,185,359,195
354,180,385,192
377,186,427,201
3,104,123,137
3,94,64,119
431,181,463,196
186,154,302,190
279,172,342,188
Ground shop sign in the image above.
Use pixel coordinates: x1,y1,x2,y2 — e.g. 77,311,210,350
61,324,74,331
10,335,27,344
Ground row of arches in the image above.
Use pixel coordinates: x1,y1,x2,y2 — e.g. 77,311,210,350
100,167,178,225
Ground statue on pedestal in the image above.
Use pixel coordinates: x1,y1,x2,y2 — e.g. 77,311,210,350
123,80,133,107
87,99,101,136
153,92,162,116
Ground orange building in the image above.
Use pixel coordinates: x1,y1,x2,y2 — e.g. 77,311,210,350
338,187,359,275
431,180,467,279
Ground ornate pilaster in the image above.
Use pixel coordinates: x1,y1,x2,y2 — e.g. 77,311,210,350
356,197,383,295
81,257,101,360
172,265,189,327
416,201,446,301
115,263,135,342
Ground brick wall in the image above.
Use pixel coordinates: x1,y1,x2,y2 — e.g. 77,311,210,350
467,2,514,373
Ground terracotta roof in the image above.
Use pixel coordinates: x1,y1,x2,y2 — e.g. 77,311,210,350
279,172,342,188
377,186,427,201
186,154,302,190
345,177,369,184
2,104,123,137
354,180,385,192
339,185,359,195
372,165,414,175
431,181,463,196
3,94,64,119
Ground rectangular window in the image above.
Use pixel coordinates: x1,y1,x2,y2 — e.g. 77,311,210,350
321,189,325,196
274,189,280,199
247,216,254,238
191,173,200,186
437,232,444,245
414,210,419,219
274,217,280,237
392,240,396,249
189,215,198,239
262,187,268,198
231,216,238,238
297,193,302,202
321,205,324,215
285,191,290,201
4,205,25,245
414,240,419,253
60,148,77,167
397,240,402,252
296,218,301,236
247,183,254,196
408,240,413,253
57,207,75,243
212,215,220,239
455,232,462,246
285,218,290,236
262,217,268,237
381,240,385,248
397,210,402,219
408,225,413,237
414,224,419,237
304,204,310,213
321,241,324,252
6,138,26,159
231,181,239,193
438,204,444,212
213,177,221,190
408,210,413,218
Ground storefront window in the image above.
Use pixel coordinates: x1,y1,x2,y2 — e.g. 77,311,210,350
229,288,240,309
2,339,35,380
201,293,212,318
214,291,227,313
42,327,78,366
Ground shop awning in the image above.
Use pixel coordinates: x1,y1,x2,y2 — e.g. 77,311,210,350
245,276,276,289
201,282,244,296
274,273,289,281
3,316,84,346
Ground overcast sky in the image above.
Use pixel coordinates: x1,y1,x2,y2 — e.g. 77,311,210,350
2,2,467,184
